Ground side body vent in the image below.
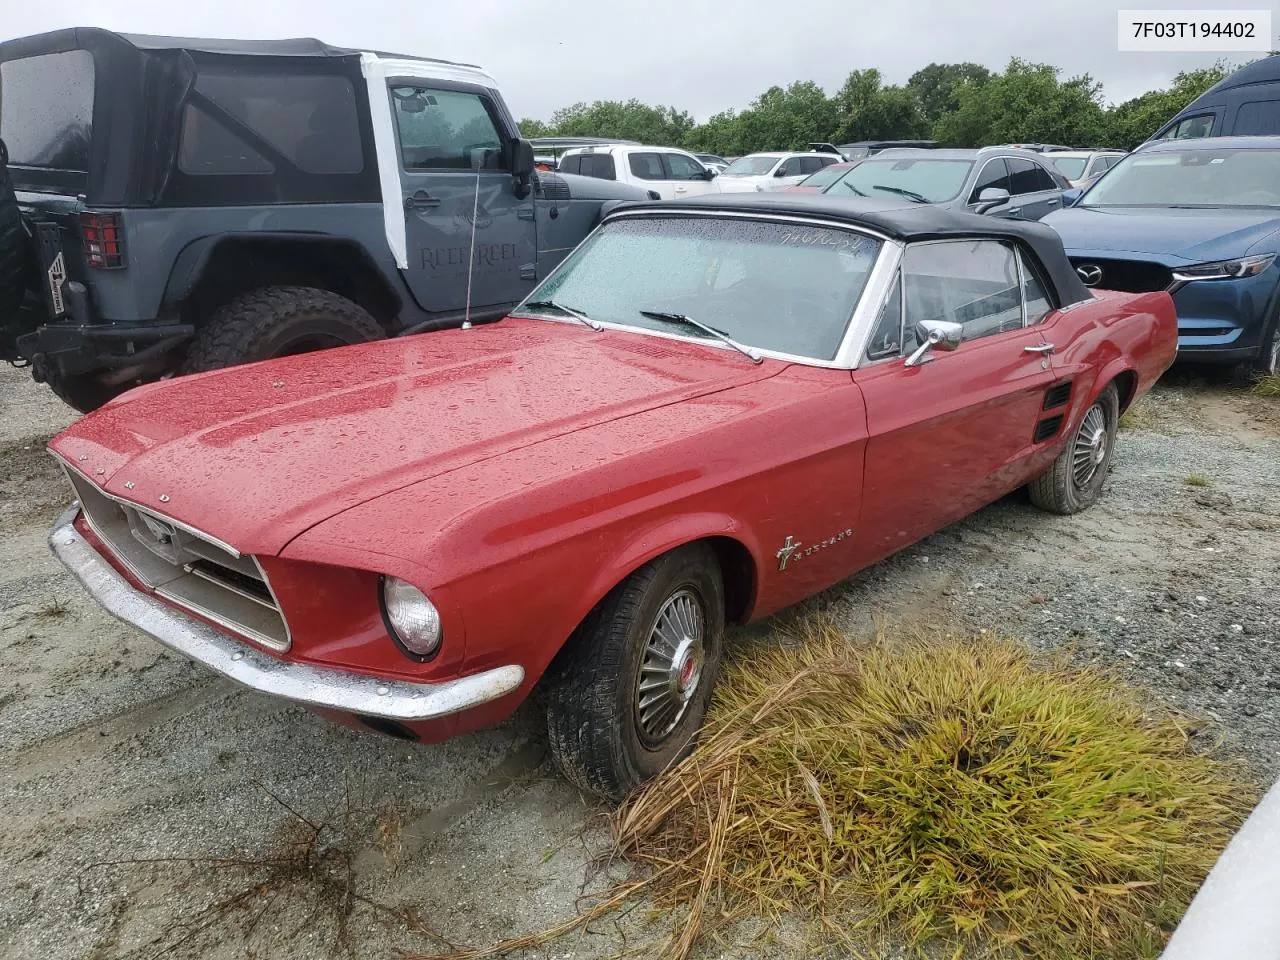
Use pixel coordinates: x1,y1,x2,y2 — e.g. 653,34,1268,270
1043,380,1072,410
1033,415,1064,443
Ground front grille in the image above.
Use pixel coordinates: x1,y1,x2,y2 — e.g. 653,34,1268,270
1069,258,1172,293
64,466,290,651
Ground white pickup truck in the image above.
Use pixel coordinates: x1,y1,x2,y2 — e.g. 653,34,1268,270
557,144,721,200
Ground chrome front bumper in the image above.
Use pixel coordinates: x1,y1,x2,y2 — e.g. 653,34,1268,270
49,505,525,722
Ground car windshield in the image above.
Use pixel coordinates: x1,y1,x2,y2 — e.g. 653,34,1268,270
833,157,973,203
721,156,778,176
798,164,852,188
1049,156,1088,179
1082,148,1280,207
516,216,883,361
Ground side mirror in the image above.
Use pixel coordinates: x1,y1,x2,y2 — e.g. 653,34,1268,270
511,138,535,199
973,186,1010,215
1061,186,1084,207
904,319,963,367
703,168,717,180
774,167,789,177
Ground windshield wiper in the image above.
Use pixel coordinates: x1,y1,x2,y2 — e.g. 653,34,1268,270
843,182,869,197
871,184,930,204
638,310,762,364
520,300,603,331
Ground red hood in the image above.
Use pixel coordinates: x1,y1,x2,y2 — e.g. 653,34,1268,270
50,319,781,555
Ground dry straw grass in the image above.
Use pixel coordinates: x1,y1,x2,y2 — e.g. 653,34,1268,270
424,617,1254,960
1252,373,1280,397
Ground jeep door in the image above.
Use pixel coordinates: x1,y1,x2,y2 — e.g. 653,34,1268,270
388,80,536,312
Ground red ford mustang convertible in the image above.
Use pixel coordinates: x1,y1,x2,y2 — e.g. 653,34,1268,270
47,195,1177,798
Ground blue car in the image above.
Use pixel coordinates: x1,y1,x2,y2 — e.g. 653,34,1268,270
1044,137,1280,380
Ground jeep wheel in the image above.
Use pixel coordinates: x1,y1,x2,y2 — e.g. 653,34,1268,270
1027,383,1119,515
181,286,384,374
0,137,33,333
544,544,725,800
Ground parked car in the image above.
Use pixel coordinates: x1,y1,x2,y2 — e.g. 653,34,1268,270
830,139,940,161
1043,149,1127,188
1044,137,1280,381
1159,774,1280,959
557,144,720,200
528,136,638,170
715,152,842,192
694,153,729,174
47,192,1177,799
821,147,1072,220
786,161,860,192
0,29,652,412
1151,55,1280,142
1000,143,1076,153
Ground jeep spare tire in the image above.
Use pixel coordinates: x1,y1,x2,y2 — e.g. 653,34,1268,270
0,137,33,329
181,286,384,374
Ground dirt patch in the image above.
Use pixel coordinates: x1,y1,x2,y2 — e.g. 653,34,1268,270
1,363,1277,960
0,435,67,526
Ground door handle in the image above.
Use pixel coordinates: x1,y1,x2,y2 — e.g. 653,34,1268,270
404,191,442,211
1024,343,1055,354
1006,207,1022,217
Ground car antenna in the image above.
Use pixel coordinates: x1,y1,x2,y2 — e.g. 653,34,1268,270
461,148,483,330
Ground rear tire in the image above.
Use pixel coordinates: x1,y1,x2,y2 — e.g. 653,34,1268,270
544,544,725,801
181,286,384,374
1028,383,1119,515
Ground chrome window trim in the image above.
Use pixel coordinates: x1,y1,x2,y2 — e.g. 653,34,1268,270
53,453,293,652
860,266,905,367
860,238,1029,359
1015,245,1030,327
514,208,901,371
967,157,1009,204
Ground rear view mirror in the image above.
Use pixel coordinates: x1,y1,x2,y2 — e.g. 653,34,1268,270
973,187,1010,214
511,138,535,199
904,320,963,367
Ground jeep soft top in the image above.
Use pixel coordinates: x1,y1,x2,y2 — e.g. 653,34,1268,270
0,28,649,410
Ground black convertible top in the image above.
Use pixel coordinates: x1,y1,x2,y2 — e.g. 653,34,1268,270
0,27,478,70
611,193,1094,308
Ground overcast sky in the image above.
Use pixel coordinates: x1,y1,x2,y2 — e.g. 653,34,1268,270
3,1,1263,122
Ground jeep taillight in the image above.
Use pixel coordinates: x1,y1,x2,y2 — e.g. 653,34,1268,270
80,212,125,269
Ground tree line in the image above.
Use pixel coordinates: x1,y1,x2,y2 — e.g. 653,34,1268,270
517,58,1243,156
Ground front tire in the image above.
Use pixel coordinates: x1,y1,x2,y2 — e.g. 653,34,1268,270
545,544,725,801
181,286,384,374
1230,318,1280,385
1028,383,1119,515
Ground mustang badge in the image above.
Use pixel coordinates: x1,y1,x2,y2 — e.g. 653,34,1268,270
776,528,854,571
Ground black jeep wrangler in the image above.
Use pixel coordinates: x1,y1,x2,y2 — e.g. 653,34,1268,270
0,29,651,410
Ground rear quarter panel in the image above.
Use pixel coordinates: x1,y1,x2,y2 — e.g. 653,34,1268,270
1041,288,1178,425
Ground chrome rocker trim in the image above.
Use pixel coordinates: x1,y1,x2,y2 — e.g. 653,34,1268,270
50,506,525,722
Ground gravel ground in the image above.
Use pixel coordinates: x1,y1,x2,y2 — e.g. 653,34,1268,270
1,363,1277,960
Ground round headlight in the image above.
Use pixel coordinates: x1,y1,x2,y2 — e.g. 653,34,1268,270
381,577,442,658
